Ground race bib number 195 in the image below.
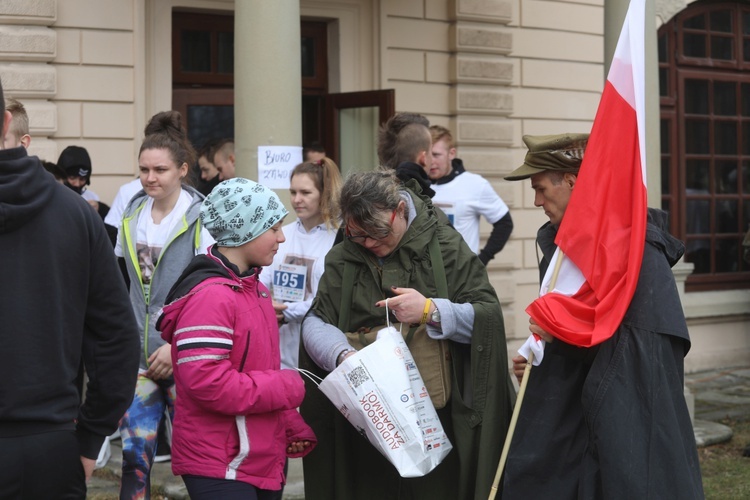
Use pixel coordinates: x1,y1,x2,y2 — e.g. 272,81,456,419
272,263,307,302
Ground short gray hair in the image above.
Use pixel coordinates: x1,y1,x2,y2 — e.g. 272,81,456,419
340,171,401,234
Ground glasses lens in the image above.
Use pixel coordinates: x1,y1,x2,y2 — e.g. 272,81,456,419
346,210,395,243
346,227,385,243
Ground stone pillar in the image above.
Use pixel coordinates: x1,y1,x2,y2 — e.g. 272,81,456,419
0,0,57,161
450,0,515,311
605,0,662,208
234,1,301,209
644,0,661,208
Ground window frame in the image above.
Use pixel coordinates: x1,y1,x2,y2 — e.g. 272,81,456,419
172,10,234,87
660,2,750,291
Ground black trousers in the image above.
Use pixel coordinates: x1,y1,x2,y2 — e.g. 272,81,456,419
0,430,86,500
183,475,282,500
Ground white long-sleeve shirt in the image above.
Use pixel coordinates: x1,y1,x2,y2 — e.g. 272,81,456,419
260,219,338,369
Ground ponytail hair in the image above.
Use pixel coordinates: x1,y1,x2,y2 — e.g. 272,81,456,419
140,111,196,184
290,157,342,229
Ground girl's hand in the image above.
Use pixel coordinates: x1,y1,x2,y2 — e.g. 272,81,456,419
146,344,173,380
287,440,312,454
272,300,288,325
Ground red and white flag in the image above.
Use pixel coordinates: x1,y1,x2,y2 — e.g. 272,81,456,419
523,0,648,357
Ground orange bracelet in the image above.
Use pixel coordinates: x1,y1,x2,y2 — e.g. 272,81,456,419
421,298,432,325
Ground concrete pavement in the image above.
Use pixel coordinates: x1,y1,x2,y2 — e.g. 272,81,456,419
686,366,750,446
88,440,304,499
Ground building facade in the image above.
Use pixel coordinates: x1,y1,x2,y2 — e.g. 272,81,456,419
1,0,747,371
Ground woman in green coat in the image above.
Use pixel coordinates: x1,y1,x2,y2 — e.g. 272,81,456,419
300,171,514,499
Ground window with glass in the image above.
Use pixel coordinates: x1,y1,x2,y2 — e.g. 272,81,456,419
171,12,393,170
172,11,234,87
659,2,750,291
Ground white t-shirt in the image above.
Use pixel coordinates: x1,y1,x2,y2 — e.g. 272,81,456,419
81,188,100,202
260,219,338,369
104,178,143,227
431,171,509,254
114,189,213,259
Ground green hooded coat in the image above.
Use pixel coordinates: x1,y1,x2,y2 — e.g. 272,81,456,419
299,185,514,499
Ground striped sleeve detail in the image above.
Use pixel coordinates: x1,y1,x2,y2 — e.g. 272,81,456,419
175,325,234,336
176,336,233,352
177,354,230,365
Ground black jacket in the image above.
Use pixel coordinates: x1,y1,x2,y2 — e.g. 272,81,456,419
0,147,140,459
503,208,702,499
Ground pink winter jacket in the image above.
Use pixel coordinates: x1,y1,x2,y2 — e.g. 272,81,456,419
158,250,316,490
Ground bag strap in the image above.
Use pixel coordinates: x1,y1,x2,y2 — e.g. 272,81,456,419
338,227,448,333
338,259,356,331
428,234,448,298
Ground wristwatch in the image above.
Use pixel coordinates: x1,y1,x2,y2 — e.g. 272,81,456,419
430,307,441,324
336,348,356,366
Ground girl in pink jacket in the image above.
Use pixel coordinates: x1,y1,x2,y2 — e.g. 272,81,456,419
158,178,316,499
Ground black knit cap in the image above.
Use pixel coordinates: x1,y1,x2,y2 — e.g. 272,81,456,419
57,146,92,184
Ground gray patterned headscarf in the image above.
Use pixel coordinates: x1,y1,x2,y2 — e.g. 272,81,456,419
200,178,288,247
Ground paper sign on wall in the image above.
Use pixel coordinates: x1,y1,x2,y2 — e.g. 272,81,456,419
257,146,303,189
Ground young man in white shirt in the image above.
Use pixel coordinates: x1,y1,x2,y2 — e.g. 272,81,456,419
428,125,513,265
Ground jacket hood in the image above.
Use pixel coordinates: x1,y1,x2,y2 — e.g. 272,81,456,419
644,208,684,266
157,249,264,342
157,251,235,342
0,147,57,234
395,161,435,198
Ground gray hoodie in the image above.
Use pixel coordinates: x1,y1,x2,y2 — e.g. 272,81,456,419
120,186,205,370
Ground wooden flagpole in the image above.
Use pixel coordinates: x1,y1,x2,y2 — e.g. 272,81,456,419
488,250,566,500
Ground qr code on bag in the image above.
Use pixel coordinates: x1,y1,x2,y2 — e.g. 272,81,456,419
347,366,370,388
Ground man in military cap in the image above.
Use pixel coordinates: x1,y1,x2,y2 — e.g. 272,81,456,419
502,134,703,499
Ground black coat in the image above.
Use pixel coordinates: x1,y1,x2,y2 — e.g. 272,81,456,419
502,209,704,499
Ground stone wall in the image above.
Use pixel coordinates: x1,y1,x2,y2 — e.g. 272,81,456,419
0,0,57,162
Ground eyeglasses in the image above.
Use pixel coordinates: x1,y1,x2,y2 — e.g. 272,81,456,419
345,209,398,243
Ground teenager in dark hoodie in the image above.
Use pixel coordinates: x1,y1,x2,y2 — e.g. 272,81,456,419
0,78,139,498
376,112,435,198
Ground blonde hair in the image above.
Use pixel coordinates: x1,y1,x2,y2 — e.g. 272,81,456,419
5,97,29,138
429,125,454,149
290,157,342,229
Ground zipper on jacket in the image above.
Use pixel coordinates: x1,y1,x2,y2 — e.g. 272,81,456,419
144,215,191,367
124,199,196,368
236,278,266,371
239,329,251,372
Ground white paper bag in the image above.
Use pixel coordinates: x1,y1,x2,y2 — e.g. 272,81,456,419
319,327,452,477
95,437,111,469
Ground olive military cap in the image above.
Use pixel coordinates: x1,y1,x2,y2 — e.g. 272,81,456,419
505,133,589,181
